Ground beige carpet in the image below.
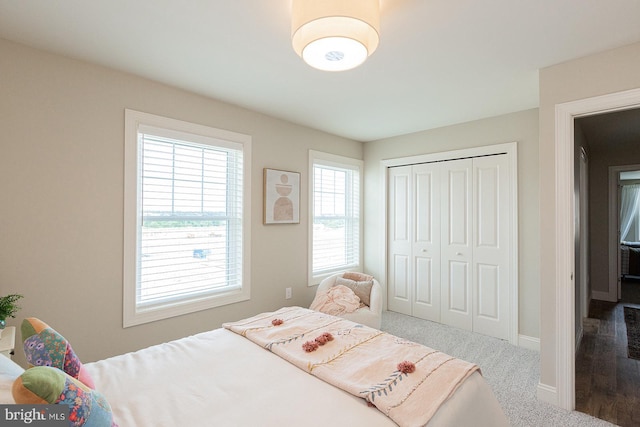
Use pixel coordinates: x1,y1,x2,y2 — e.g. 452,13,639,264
381,311,615,427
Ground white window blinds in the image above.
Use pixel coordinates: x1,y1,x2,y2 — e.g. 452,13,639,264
137,131,243,307
123,110,251,327
311,157,361,277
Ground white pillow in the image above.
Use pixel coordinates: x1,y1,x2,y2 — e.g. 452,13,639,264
0,355,24,404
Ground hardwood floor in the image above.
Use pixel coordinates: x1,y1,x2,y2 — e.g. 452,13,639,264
576,279,640,426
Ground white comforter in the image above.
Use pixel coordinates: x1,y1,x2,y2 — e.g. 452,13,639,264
85,325,508,426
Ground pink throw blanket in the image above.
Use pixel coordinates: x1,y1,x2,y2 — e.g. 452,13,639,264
309,284,361,315
223,307,479,427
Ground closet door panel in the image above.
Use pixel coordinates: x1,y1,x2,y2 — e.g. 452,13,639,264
472,155,510,340
447,170,470,245
476,164,499,247
412,164,440,322
477,263,499,318
448,260,469,312
392,255,410,299
414,257,433,303
387,167,412,315
440,159,472,331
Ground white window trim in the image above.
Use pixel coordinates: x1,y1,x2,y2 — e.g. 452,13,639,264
308,150,363,286
123,109,251,327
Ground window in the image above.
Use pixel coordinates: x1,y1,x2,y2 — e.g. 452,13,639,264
309,151,363,285
123,110,251,327
620,183,640,242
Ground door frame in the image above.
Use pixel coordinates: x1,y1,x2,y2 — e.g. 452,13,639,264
380,141,519,345
553,87,640,410
577,148,589,330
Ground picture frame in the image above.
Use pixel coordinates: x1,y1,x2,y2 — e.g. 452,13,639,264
263,168,300,224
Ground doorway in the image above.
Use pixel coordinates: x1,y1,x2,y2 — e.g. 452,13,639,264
553,87,640,411
573,111,640,424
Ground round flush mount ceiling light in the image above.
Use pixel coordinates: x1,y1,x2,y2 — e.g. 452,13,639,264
291,0,380,72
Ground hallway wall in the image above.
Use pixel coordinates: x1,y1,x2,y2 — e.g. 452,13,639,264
584,137,640,297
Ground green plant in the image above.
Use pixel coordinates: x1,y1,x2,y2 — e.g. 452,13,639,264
0,294,23,320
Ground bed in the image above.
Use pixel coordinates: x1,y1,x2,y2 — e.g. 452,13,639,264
621,241,640,278
2,307,508,426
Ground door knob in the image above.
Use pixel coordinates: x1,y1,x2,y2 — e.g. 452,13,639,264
456,252,462,256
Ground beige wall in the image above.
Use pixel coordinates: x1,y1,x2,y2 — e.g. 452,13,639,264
363,108,540,339
538,41,640,393
0,38,362,366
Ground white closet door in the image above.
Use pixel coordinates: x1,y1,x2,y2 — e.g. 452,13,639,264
440,159,473,331
472,154,510,340
387,152,513,341
412,163,441,322
387,166,412,315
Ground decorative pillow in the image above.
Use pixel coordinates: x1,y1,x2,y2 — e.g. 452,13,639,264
0,355,24,404
21,317,95,389
342,271,374,282
335,276,374,306
12,366,117,427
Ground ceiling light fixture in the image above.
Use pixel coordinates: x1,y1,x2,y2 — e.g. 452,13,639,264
291,0,380,72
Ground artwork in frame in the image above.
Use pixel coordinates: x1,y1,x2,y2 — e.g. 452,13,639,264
263,168,300,224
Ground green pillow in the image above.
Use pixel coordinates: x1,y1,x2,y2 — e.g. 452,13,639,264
12,366,117,427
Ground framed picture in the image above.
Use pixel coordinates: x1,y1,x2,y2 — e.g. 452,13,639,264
263,168,300,224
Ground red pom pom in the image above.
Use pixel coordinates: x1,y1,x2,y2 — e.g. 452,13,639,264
397,361,416,374
315,335,328,345
302,341,319,352
321,332,334,342
314,332,334,345
272,318,284,326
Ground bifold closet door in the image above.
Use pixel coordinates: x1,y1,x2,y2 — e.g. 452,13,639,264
387,166,412,316
439,155,510,338
387,164,441,322
471,154,510,340
387,154,511,340
440,159,473,331
412,163,441,321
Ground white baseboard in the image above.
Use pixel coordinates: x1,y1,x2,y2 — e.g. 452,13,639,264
591,290,616,302
537,382,557,406
518,334,540,352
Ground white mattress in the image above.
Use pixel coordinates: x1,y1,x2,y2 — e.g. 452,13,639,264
85,328,507,427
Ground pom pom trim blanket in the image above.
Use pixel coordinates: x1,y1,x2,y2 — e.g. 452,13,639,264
223,306,479,427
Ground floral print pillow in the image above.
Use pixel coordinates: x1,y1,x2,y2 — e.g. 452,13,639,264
12,366,117,427
21,317,95,388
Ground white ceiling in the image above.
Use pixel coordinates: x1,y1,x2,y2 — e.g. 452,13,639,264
1,0,640,142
